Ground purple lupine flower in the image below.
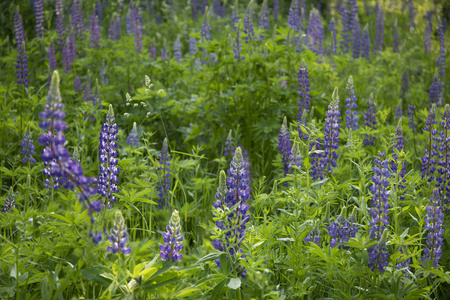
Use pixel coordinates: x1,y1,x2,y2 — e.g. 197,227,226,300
126,7,134,36
329,17,337,55
98,105,119,206
407,105,417,132
63,37,71,73
258,0,269,40
174,39,182,61
322,88,341,176
297,59,311,134
288,0,301,33
189,36,197,56
160,210,184,261
361,24,370,60
391,119,406,190
200,0,207,15
345,76,358,130
437,105,450,206
306,9,325,56
161,46,168,61
48,41,57,75
55,0,65,48
364,93,377,146
230,0,239,31
424,14,432,53
95,0,103,23
39,71,100,219
279,117,292,179
201,9,211,41
21,125,36,164
392,19,399,53
34,0,45,37
14,7,25,51
89,8,101,48
191,0,198,21
74,76,82,92
273,0,279,21
233,25,244,60
401,71,408,99
227,147,251,205
84,74,95,106
437,18,446,89
339,1,350,54
99,63,108,86
243,2,255,43
16,42,29,88
93,80,102,109
71,0,84,40
349,0,359,32
309,135,324,180
328,214,358,249
289,142,303,171
133,8,143,53
429,72,441,108
408,0,415,30
158,138,171,208
2,188,16,213
149,41,157,61
352,14,361,58
422,189,444,267
374,6,384,54
368,153,390,272
115,15,121,39
108,14,120,40
126,122,139,146
395,247,411,278
421,104,438,182
224,130,234,157
304,228,321,245
395,103,402,120
107,210,131,255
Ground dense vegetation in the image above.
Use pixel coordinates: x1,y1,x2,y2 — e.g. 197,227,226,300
1,0,450,298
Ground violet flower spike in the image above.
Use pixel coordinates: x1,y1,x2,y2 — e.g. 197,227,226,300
34,0,45,37
422,189,444,267
2,187,17,213
160,210,184,261
89,8,101,48
374,6,384,54
407,105,417,133
321,88,341,177
363,93,377,146
278,117,292,180
55,0,65,48
127,122,139,146
420,104,438,182
328,17,337,56
361,24,370,60
107,210,132,255
345,76,358,130
297,59,311,138
437,105,450,206
21,124,36,164
243,1,255,43
352,15,361,59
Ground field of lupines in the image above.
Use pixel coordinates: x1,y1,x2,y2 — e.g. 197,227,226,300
1,0,450,298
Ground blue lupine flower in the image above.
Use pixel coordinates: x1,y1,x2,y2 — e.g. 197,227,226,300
374,6,384,54
297,59,311,137
158,138,171,208
395,103,402,120
407,105,417,132
34,0,45,37
305,228,321,246
421,104,438,182
89,8,100,48
230,0,239,31
392,20,399,53
339,1,350,54
126,122,139,146
74,76,82,92
391,119,406,199
98,105,119,207
133,8,143,53
243,1,255,43
191,0,198,21
408,0,415,30
55,0,65,48
279,117,292,179
108,210,132,255
273,0,279,21
345,76,358,130
328,213,358,249
361,24,370,60
429,72,441,108
288,0,301,33
322,88,341,176
21,125,36,164
306,9,325,56
149,41,157,61
174,39,182,61
224,130,234,157
160,210,184,261
126,7,134,36
71,0,84,40
422,189,444,267
395,247,411,278
328,17,337,56
108,14,120,41
352,15,361,58
309,134,324,181
16,41,29,88
258,0,269,40
14,8,25,51
401,71,408,99
233,25,244,60
363,93,377,146
189,36,197,56
201,9,211,41
437,105,450,206
368,230,389,273
2,188,16,213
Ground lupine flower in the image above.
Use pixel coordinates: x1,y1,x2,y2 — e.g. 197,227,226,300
421,104,438,183
437,105,450,206
39,71,100,220
174,39,182,61
364,93,377,146
63,36,72,73
395,247,411,278
149,41,157,61
55,0,65,48
127,122,139,146
21,125,36,164
395,103,402,120
437,18,446,89
361,24,370,60
258,0,269,40
161,46,168,61
99,63,108,86
189,36,197,56
369,153,390,240
339,1,350,54
134,8,143,53
108,14,120,41
408,0,415,30
306,9,325,56
424,17,432,54
391,119,406,198
321,88,341,176
429,72,441,108
224,130,234,157
200,0,207,15
98,105,119,206
191,0,198,21
297,59,311,134
2,188,16,213
16,42,29,88
48,41,57,79
279,117,292,179
328,213,358,249
304,228,321,245
289,142,302,171
407,105,417,132
69,32,77,62
392,20,399,53
89,8,100,48
14,7,25,51
243,1,255,43
352,15,361,58
368,229,389,273
328,17,337,56
374,7,384,54
74,76,82,92
401,71,408,99
71,0,84,40
201,9,211,41
34,0,45,37
233,25,244,60
273,0,279,21
230,0,239,31
158,138,171,208
422,189,444,267
107,210,132,255
160,210,184,261
288,0,301,33
126,8,134,36
349,0,359,30
345,76,358,130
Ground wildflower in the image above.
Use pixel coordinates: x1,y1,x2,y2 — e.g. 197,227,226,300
361,24,370,60
133,8,143,53
352,15,361,58
345,76,358,130
189,36,198,56
108,14,119,40
233,25,244,60
395,103,402,120
160,210,184,261
158,138,171,208
392,20,399,53
107,210,132,255
273,0,279,21
437,105,450,206
297,59,311,130
258,0,269,40
191,0,198,21
243,1,255,43
304,228,321,245
174,39,182,61
201,8,211,41
48,41,57,82
363,93,377,146
2,188,16,213
149,41,157,61
424,14,432,53
328,17,337,55
14,7,25,51
395,247,411,278
71,0,84,40
374,6,384,54
98,105,119,207
407,105,417,132
328,212,358,249
126,122,139,146
429,72,441,108
306,9,325,56
321,88,341,176
16,42,29,88
421,104,438,182
279,117,292,179
288,0,301,33
422,189,444,267
89,8,100,48
368,229,389,272
55,0,65,48
289,142,302,171
161,46,168,61
74,76,82,92
339,1,350,54
21,125,36,164
408,0,414,30
34,0,45,37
